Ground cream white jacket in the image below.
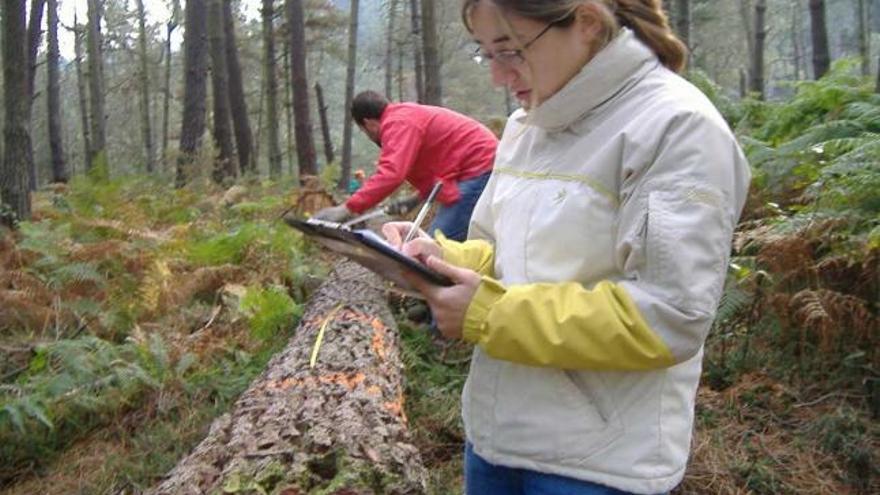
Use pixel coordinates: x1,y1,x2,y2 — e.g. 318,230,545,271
441,29,751,494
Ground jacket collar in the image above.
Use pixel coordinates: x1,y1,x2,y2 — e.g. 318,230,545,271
518,28,657,132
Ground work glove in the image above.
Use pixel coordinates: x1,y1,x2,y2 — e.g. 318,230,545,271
312,204,354,223
385,196,421,216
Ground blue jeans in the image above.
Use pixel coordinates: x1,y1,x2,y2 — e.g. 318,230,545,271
465,443,663,495
428,172,491,242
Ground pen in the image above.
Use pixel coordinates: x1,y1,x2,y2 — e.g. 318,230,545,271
403,182,443,244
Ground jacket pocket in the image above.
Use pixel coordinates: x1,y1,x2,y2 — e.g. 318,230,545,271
644,188,729,314
492,364,624,463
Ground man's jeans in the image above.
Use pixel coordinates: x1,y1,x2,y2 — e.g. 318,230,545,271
428,172,491,242
465,443,666,495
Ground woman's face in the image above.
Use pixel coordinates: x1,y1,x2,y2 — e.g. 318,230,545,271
468,2,596,109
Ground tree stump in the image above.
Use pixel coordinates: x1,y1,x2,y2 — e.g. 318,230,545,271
148,261,427,495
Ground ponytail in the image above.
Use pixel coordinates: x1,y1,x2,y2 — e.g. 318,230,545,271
613,0,687,73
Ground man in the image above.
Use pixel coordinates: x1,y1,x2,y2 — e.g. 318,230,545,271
313,90,498,241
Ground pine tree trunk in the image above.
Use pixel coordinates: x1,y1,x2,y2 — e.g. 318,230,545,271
146,261,428,494
26,0,44,105
223,0,255,175
46,0,67,183
397,42,404,101
74,20,91,176
339,0,359,191
408,0,424,102
283,44,295,177
25,0,44,190
1,0,32,226
809,0,830,79
420,0,441,105
177,0,209,187
858,0,871,77
876,53,880,92
750,0,766,98
315,82,334,166
286,0,318,179
136,0,156,173
262,0,282,179
791,0,802,81
675,0,690,50
208,0,238,184
385,0,398,99
162,18,178,166
86,0,108,176
739,0,755,74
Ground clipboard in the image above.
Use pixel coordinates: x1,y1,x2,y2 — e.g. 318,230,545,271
284,217,453,293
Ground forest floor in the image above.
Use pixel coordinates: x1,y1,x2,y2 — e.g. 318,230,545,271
0,180,877,494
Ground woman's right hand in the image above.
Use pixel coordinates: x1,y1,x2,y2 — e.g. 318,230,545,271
381,221,441,262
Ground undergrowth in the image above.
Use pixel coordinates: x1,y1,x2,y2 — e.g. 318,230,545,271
0,176,326,492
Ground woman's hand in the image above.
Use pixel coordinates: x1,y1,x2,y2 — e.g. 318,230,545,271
381,222,439,261
382,221,480,340
381,221,429,247
406,255,481,341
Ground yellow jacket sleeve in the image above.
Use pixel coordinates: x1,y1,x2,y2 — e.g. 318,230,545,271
436,233,495,277
462,277,675,371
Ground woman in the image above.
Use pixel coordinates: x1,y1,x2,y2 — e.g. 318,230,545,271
383,1,751,494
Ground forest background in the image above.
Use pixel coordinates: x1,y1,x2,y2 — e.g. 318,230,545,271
0,0,877,494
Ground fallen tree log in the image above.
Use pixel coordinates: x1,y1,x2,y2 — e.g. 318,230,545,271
148,260,427,495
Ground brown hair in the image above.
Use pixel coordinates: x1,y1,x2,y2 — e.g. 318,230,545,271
461,0,687,73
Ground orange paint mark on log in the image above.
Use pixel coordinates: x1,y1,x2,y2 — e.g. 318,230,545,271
371,317,388,360
384,391,406,422
366,385,382,396
266,372,366,392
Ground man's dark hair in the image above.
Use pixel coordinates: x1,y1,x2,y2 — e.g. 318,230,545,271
351,91,389,125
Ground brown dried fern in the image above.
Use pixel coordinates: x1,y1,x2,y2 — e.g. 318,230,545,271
789,289,877,352
757,236,817,289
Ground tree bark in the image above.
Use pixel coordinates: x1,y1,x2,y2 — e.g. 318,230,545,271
86,0,108,176
176,0,209,187
147,261,427,494
420,0,441,105
791,0,802,81
876,53,880,92
385,0,399,100
315,82,334,167
809,0,830,79
162,2,180,167
262,0,283,179
73,18,91,176
397,41,404,101
750,0,766,98
135,0,156,173
738,0,755,74
208,0,238,184
287,0,318,179
1,0,32,226
339,0,359,191
26,0,44,105
223,0,255,175
46,0,67,183
25,0,44,190
674,0,690,50
408,0,424,102
859,0,871,77
283,43,295,176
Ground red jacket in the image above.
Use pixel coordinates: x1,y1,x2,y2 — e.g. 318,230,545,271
345,103,498,213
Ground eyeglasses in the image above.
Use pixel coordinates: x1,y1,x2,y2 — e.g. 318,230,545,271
471,21,560,68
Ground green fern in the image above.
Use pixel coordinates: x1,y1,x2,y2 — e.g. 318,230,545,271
714,280,753,329
239,286,301,341
756,59,871,144
186,223,262,265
